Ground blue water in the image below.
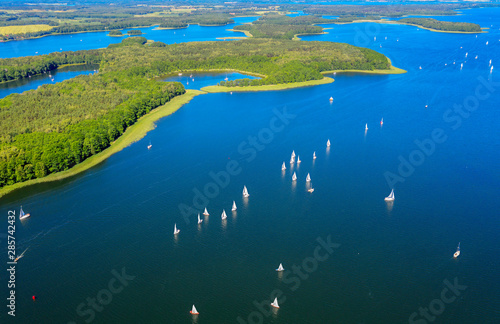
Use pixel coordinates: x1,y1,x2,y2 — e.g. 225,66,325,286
1,6,499,324
0,64,98,99
0,16,259,59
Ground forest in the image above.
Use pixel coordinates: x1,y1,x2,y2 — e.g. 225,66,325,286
0,37,391,187
398,18,482,33
232,14,333,40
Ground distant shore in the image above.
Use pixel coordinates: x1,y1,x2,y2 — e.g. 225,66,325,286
335,19,485,34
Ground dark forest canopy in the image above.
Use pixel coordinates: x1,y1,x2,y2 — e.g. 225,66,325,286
0,37,392,187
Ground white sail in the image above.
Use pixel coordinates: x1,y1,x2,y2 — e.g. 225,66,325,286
232,201,237,211
198,214,203,224
308,188,314,193
282,162,286,170
306,173,311,182
174,223,180,235
243,185,250,197
365,123,368,130
292,172,297,181
19,206,30,220
384,189,395,201
221,209,227,220
380,118,383,125
276,263,284,271
190,305,199,314
290,153,295,164
291,150,295,158
271,297,280,308
327,139,331,147
297,155,301,164
147,141,152,149
313,151,316,159
329,96,333,101
203,207,209,216
454,242,461,258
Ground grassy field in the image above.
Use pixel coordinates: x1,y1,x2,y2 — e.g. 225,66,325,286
0,24,54,35
0,90,204,198
201,77,334,93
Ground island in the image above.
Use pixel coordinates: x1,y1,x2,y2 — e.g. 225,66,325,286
0,37,404,196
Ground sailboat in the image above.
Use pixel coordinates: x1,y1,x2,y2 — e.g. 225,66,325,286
232,201,237,211
147,141,152,149
453,242,461,258
292,172,297,181
173,223,180,235
380,118,383,126
297,156,301,164
308,187,314,193
291,150,296,158
384,189,395,201
306,173,311,182
276,263,284,271
190,305,199,315
290,151,295,164
327,139,331,147
14,247,29,262
19,206,30,220
221,209,227,220
270,297,280,308
282,162,286,170
243,185,250,198
365,123,368,131
313,151,316,160
198,214,203,224
329,96,333,102
203,207,209,216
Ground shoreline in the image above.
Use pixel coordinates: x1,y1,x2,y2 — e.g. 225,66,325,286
201,77,334,93
0,62,404,197
0,90,204,198
335,19,485,34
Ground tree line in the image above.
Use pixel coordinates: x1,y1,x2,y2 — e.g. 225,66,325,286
399,18,482,33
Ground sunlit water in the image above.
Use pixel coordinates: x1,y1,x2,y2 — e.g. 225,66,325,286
0,7,499,324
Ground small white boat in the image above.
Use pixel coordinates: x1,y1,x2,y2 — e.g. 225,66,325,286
276,263,284,271
475,55,478,59
14,247,28,262
419,66,422,70
198,214,203,224
384,189,395,202
365,123,368,131
282,162,286,170
232,201,237,211
313,151,316,160
243,185,250,198
190,304,199,315
327,139,331,147
380,118,383,125
291,150,296,158
178,73,182,76
270,297,280,308
491,66,494,73
453,242,461,258
221,209,227,220
173,223,180,235
460,63,463,69
290,151,295,164
374,36,376,41
465,52,468,58
329,96,333,101
19,206,30,220
292,172,297,181
489,59,492,66
308,188,314,193
203,207,209,216
147,141,152,149
425,104,428,109
306,173,311,182
486,41,489,45
297,156,301,164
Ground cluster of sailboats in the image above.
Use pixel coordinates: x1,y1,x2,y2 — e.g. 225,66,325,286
285,150,315,192
173,187,247,235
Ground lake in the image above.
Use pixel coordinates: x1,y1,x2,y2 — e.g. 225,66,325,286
0,7,499,324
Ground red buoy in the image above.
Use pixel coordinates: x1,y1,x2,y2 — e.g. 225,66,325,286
32,296,36,301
